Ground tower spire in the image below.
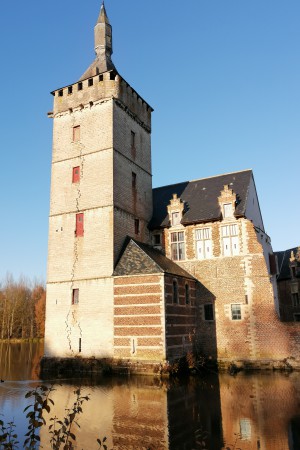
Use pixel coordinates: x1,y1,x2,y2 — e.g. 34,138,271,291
79,2,116,81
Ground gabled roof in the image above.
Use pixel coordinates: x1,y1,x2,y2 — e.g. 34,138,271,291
275,247,299,281
149,169,252,229
114,238,195,279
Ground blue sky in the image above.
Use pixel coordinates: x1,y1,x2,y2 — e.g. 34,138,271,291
0,0,299,281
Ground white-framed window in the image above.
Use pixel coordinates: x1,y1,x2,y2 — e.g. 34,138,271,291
240,419,251,441
231,304,242,320
195,228,212,259
221,224,239,256
171,231,185,260
223,203,233,218
204,304,214,321
171,211,181,226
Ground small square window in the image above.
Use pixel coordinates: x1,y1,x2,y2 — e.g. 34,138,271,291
72,166,80,183
134,219,140,235
231,304,242,320
73,126,80,142
72,289,79,305
204,304,214,321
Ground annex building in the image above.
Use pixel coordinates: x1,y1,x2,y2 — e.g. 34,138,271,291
44,3,300,372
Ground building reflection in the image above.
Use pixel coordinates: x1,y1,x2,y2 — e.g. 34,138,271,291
38,372,300,449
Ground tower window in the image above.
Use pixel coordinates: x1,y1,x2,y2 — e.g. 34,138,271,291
131,131,136,149
75,213,84,237
88,78,94,87
171,231,185,261
68,86,73,95
99,74,103,82
78,82,83,91
72,289,79,305
73,126,80,142
110,72,116,80
132,172,137,189
58,89,63,97
72,166,80,183
134,219,140,235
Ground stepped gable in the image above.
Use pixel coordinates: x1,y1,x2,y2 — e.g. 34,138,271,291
276,247,299,280
114,237,195,279
149,169,252,229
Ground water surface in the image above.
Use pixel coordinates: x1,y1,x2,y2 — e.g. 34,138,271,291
0,342,300,449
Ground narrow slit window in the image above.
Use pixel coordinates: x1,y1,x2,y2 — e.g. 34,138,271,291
132,172,137,189
173,280,178,304
134,219,140,235
131,131,136,149
75,213,84,237
79,338,82,353
72,289,79,305
72,166,80,183
73,125,80,142
78,82,83,91
185,284,190,305
68,86,73,95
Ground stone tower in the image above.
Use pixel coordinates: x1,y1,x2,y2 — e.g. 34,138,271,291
45,3,153,359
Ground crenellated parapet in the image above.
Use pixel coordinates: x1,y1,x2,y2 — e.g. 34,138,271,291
50,71,153,132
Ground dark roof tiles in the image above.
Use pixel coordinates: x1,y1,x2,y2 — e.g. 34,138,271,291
149,169,252,229
114,238,195,279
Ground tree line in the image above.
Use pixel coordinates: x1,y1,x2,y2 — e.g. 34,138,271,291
0,275,45,340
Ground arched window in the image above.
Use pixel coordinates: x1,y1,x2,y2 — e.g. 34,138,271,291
173,279,178,304
185,284,190,305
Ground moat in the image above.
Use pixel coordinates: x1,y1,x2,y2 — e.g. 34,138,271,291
0,342,300,449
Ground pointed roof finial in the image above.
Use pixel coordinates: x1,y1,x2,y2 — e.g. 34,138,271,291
97,1,110,25
79,2,116,80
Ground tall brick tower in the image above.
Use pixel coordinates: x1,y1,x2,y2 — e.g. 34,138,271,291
45,3,153,359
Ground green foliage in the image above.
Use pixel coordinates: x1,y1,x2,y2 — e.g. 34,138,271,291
0,385,110,450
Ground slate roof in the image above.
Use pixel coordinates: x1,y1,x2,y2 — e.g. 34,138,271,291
149,169,253,229
114,238,195,279
275,247,299,281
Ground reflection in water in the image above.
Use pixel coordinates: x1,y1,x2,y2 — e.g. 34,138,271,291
0,341,44,380
0,344,300,449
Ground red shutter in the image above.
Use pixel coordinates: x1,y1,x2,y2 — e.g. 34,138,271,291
72,166,80,183
76,213,84,237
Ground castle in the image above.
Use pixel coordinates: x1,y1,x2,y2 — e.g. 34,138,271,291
44,3,300,372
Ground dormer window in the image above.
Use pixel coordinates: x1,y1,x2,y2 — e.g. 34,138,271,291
167,193,184,227
218,185,236,220
223,203,233,218
172,212,181,226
